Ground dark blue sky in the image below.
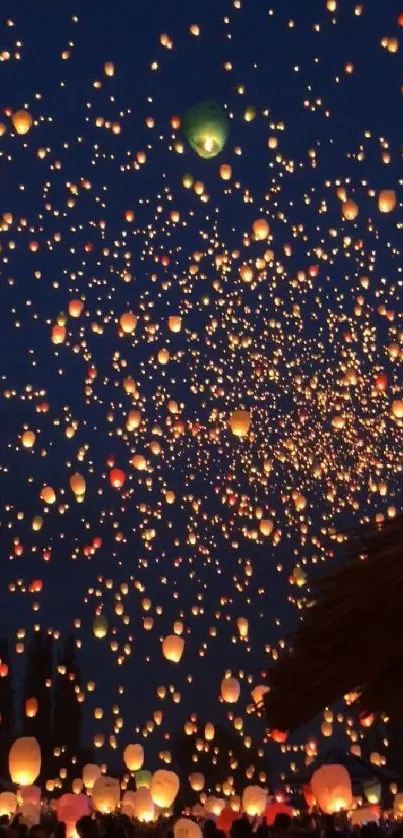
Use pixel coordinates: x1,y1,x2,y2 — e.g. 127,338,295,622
0,0,402,783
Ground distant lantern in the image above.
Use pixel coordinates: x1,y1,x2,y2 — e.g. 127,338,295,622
311,764,352,814
237,617,249,638
342,199,359,220
221,676,240,703
229,410,251,438
251,684,269,705
168,315,182,333
109,468,126,488
12,110,33,135
189,772,205,792
378,190,396,213
104,62,115,76
22,430,36,448
68,300,84,318
40,486,56,504
392,400,403,418
220,163,232,180
183,101,229,159
162,635,184,663
25,698,38,718
93,615,108,639
120,312,137,334
70,472,86,497
150,770,180,808
126,410,141,431
252,219,270,240
259,519,274,536
124,744,144,772
9,737,41,786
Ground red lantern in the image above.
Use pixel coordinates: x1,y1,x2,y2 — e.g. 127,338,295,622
375,374,388,392
109,468,126,488
271,729,288,744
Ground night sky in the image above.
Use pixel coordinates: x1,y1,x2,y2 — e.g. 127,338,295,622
0,0,402,781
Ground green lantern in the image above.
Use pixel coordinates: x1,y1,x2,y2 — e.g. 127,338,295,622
183,101,229,159
135,769,152,789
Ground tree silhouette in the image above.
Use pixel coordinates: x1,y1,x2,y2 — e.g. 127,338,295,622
22,629,54,776
0,638,14,778
53,633,83,781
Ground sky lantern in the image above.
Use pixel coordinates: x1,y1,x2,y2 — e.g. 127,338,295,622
168,315,182,333
237,617,249,638
92,776,120,814
9,737,41,786
378,189,396,212
25,698,38,718
130,788,155,822
104,61,115,76
0,793,18,818
119,312,137,334
221,676,240,703
124,744,144,772
12,110,33,135
68,300,84,318
242,786,267,817
22,430,35,449
229,410,251,438
40,486,56,504
93,615,108,638
150,769,180,808
251,684,269,705
271,729,288,744
109,468,126,488
69,472,86,497
392,400,403,418
252,218,270,240
219,163,232,180
204,722,215,740
82,764,101,790
311,764,352,814
183,101,229,159
162,634,184,662
174,819,202,838
189,772,205,792
52,325,66,344
342,199,359,220
126,410,141,431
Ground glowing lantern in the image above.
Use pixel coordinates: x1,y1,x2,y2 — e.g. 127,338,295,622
205,797,225,817
93,615,108,638
229,410,251,438
378,190,396,212
342,199,359,220
136,770,152,789
311,764,352,814
120,313,137,334
52,325,66,344
395,793,403,814
130,788,154,822
321,721,333,737
242,786,267,817
92,776,120,814
183,101,229,159
69,472,86,497
57,793,91,825
124,744,144,772
82,764,101,789
221,676,240,703
237,617,249,638
363,780,381,805
68,300,84,318
251,684,269,705
189,772,205,792
239,265,254,283
104,62,115,76
40,486,56,504
132,454,147,471
150,770,180,808
168,316,182,333
109,468,126,488
392,400,403,418
12,110,33,135
174,819,202,838
220,164,232,180
126,410,141,431
25,698,38,718
158,348,170,364
259,519,274,536
252,219,270,240
271,729,288,744
162,635,184,663
204,723,215,741
0,792,17,817
22,430,35,448
9,737,41,786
